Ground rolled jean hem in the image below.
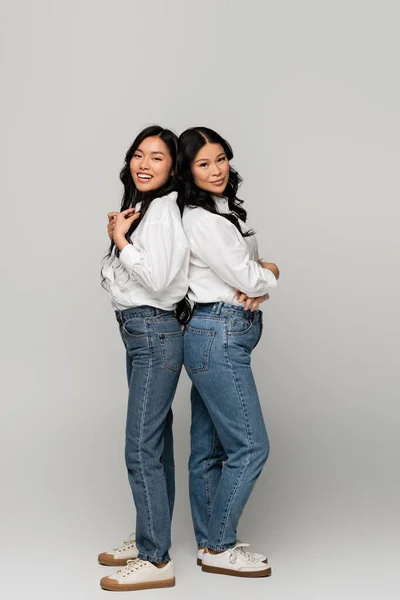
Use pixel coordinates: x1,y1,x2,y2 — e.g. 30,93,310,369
206,542,236,552
138,552,171,564
197,541,208,549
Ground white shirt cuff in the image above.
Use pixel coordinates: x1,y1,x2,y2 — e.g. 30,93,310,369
118,244,142,273
262,268,278,289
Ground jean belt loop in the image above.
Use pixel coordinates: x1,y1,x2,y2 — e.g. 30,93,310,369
215,301,223,315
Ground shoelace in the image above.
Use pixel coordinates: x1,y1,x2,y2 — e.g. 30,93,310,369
229,543,259,564
118,558,147,577
114,533,136,553
237,540,266,561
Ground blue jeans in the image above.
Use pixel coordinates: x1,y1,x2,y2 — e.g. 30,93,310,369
116,306,183,563
184,302,269,551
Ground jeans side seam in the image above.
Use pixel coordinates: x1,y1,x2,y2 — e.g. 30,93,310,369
217,319,253,546
204,427,218,520
136,321,157,554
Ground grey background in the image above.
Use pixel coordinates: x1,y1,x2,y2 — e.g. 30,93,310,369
1,0,399,598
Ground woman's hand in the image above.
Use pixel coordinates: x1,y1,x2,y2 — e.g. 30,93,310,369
236,290,270,312
259,260,280,280
108,208,141,250
107,212,118,240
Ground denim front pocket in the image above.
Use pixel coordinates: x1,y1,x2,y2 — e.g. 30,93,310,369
122,318,147,338
227,313,254,336
184,325,215,374
158,330,184,372
253,312,263,348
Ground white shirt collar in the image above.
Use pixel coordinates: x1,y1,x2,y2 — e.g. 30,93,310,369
212,195,230,214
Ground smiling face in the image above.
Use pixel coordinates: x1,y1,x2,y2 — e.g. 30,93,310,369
191,142,230,197
130,136,173,192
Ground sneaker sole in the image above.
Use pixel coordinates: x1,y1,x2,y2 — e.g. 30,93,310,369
98,554,137,567
100,576,176,591
197,558,202,567
202,564,271,578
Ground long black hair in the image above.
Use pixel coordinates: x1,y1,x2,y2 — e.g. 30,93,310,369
101,125,178,286
175,126,254,324
176,126,254,235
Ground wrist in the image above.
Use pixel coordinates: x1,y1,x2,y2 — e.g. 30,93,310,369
269,264,280,280
261,261,280,280
114,234,129,252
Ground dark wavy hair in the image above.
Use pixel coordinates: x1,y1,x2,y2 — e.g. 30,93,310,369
175,126,254,324
176,126,254,234
101,125,178,287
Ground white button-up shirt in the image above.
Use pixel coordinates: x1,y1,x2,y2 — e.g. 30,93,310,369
182,196,277,305
102,191,189,311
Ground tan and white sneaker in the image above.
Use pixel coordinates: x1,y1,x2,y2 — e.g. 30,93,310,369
201,543,271,578
98,534,138,567
197,547,205,566
197,542,266,567
100,558,175,592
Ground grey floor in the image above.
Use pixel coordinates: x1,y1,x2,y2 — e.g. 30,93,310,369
3,412,398,600
3,525,397,600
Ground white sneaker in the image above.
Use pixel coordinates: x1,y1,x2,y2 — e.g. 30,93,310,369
197,542,266,566
201,543,271,578
98,534,138,567
197,547,206,566
100,558,175,591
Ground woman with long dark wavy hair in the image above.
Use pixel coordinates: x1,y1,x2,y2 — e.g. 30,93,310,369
98,125,189,592
176,127,280,578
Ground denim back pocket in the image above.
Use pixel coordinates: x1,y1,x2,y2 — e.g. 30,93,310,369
158,330,184,372
184,325,215,374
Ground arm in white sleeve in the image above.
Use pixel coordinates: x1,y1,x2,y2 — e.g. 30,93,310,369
187,215,277,297
118,222,182,294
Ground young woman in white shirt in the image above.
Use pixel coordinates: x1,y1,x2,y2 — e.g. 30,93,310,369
99,125,189,591
176,126,279,578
